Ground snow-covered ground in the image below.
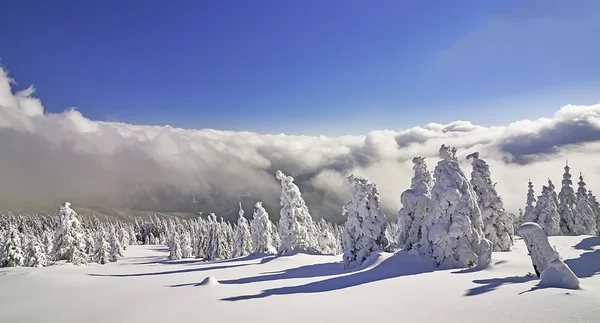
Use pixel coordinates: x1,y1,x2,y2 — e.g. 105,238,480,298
1,236,599,323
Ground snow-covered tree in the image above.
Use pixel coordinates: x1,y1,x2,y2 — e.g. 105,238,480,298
95,231,111,265
53,202,88,265
573,173,597,235
397,156,432,251
467,152,513,252
533,181,561,236
109,225,124,262
317,218,341,255
518,222,560,277
418,145,484,268
42,230,54,256
196,218,209,259
342,174,388,269
523,180,537,223
168,230,182,260
588,191,600,235
2,226,25,267
181,231,193,258
250,202,276,254
232,203,253,258
26,235,47,267
276,170,317,255
85,231,96,257
558,162,577,235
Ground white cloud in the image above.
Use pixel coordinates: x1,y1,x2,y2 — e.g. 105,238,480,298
1,66,600,221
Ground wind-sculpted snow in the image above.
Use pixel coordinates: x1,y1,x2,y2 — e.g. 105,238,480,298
2,67,600,220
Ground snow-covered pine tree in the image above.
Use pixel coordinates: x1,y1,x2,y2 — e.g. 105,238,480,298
95,229,111,265
418,145,484,268
181,231,193,258
250,202,276,254
42,230,54,256
26,235,47,267
205,213,222,261
397,156,432,251
588,191,600,235
341,174,388,269
220,218,233,259
533,181,561,236
574,173,597,235
1,226,25,267
276,170,317,255
232,203,253,258
317,218,339,255
85,230,96,257
52,202,88,265
467,152,513,252
109,225,124,262
523,180,537,223
558,161,577,235
168,230,183,260
196,217,209,259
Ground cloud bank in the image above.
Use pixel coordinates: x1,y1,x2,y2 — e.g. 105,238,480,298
1,66,600,222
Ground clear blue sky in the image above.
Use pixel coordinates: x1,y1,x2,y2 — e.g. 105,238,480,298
1,0,599,135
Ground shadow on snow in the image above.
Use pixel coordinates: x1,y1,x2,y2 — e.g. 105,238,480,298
465,275,537,296
88,263,250,277
220,251,435,301
565,236,600,278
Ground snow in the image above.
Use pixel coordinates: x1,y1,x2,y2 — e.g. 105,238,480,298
539,259,580,290
1,235,599,323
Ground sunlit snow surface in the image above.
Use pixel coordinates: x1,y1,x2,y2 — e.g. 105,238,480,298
1,236,599,323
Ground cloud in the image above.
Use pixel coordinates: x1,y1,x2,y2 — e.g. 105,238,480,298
1,66,600,222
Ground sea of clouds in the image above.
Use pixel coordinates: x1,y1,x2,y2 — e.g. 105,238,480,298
1,66,600,222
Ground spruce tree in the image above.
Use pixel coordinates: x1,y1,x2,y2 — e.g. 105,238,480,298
574,173,597,235
467,152,513,251
558,162,577,234
276,170,317,255
523,180,537,223
342,174,388,269
250,202,276,254
232,203,253,258
397,156,432,251
2,226,25,267
418,145,484,268
533,181,561,236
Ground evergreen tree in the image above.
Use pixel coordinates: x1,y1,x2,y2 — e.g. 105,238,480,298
533,181,561,236
397,156,432,251
109,225,124,262
276,170,317,255
558,162,577,234
467,152,513,252
26,235,47,267
95,230,111,265
168,230,183,260
418,145,484,268
2,226,25,267
181,231,193,258
574,173,597,235
342,174,388,269
523,180,537,223
588,191,600,235
250,202,276,254
232,203,253,258
52,202,88,265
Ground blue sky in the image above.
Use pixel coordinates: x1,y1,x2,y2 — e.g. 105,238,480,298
1,0,599,135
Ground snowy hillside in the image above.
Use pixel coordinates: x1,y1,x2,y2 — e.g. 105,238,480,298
1,235,598,323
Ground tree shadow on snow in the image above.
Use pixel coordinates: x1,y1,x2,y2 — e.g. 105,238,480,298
135,253,272,266
564,236,600,279
220,251,436,301
88,263,251,278
464,275,537,296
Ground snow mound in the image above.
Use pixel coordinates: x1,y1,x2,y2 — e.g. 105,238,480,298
198,276,220,286
539,259,580,289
